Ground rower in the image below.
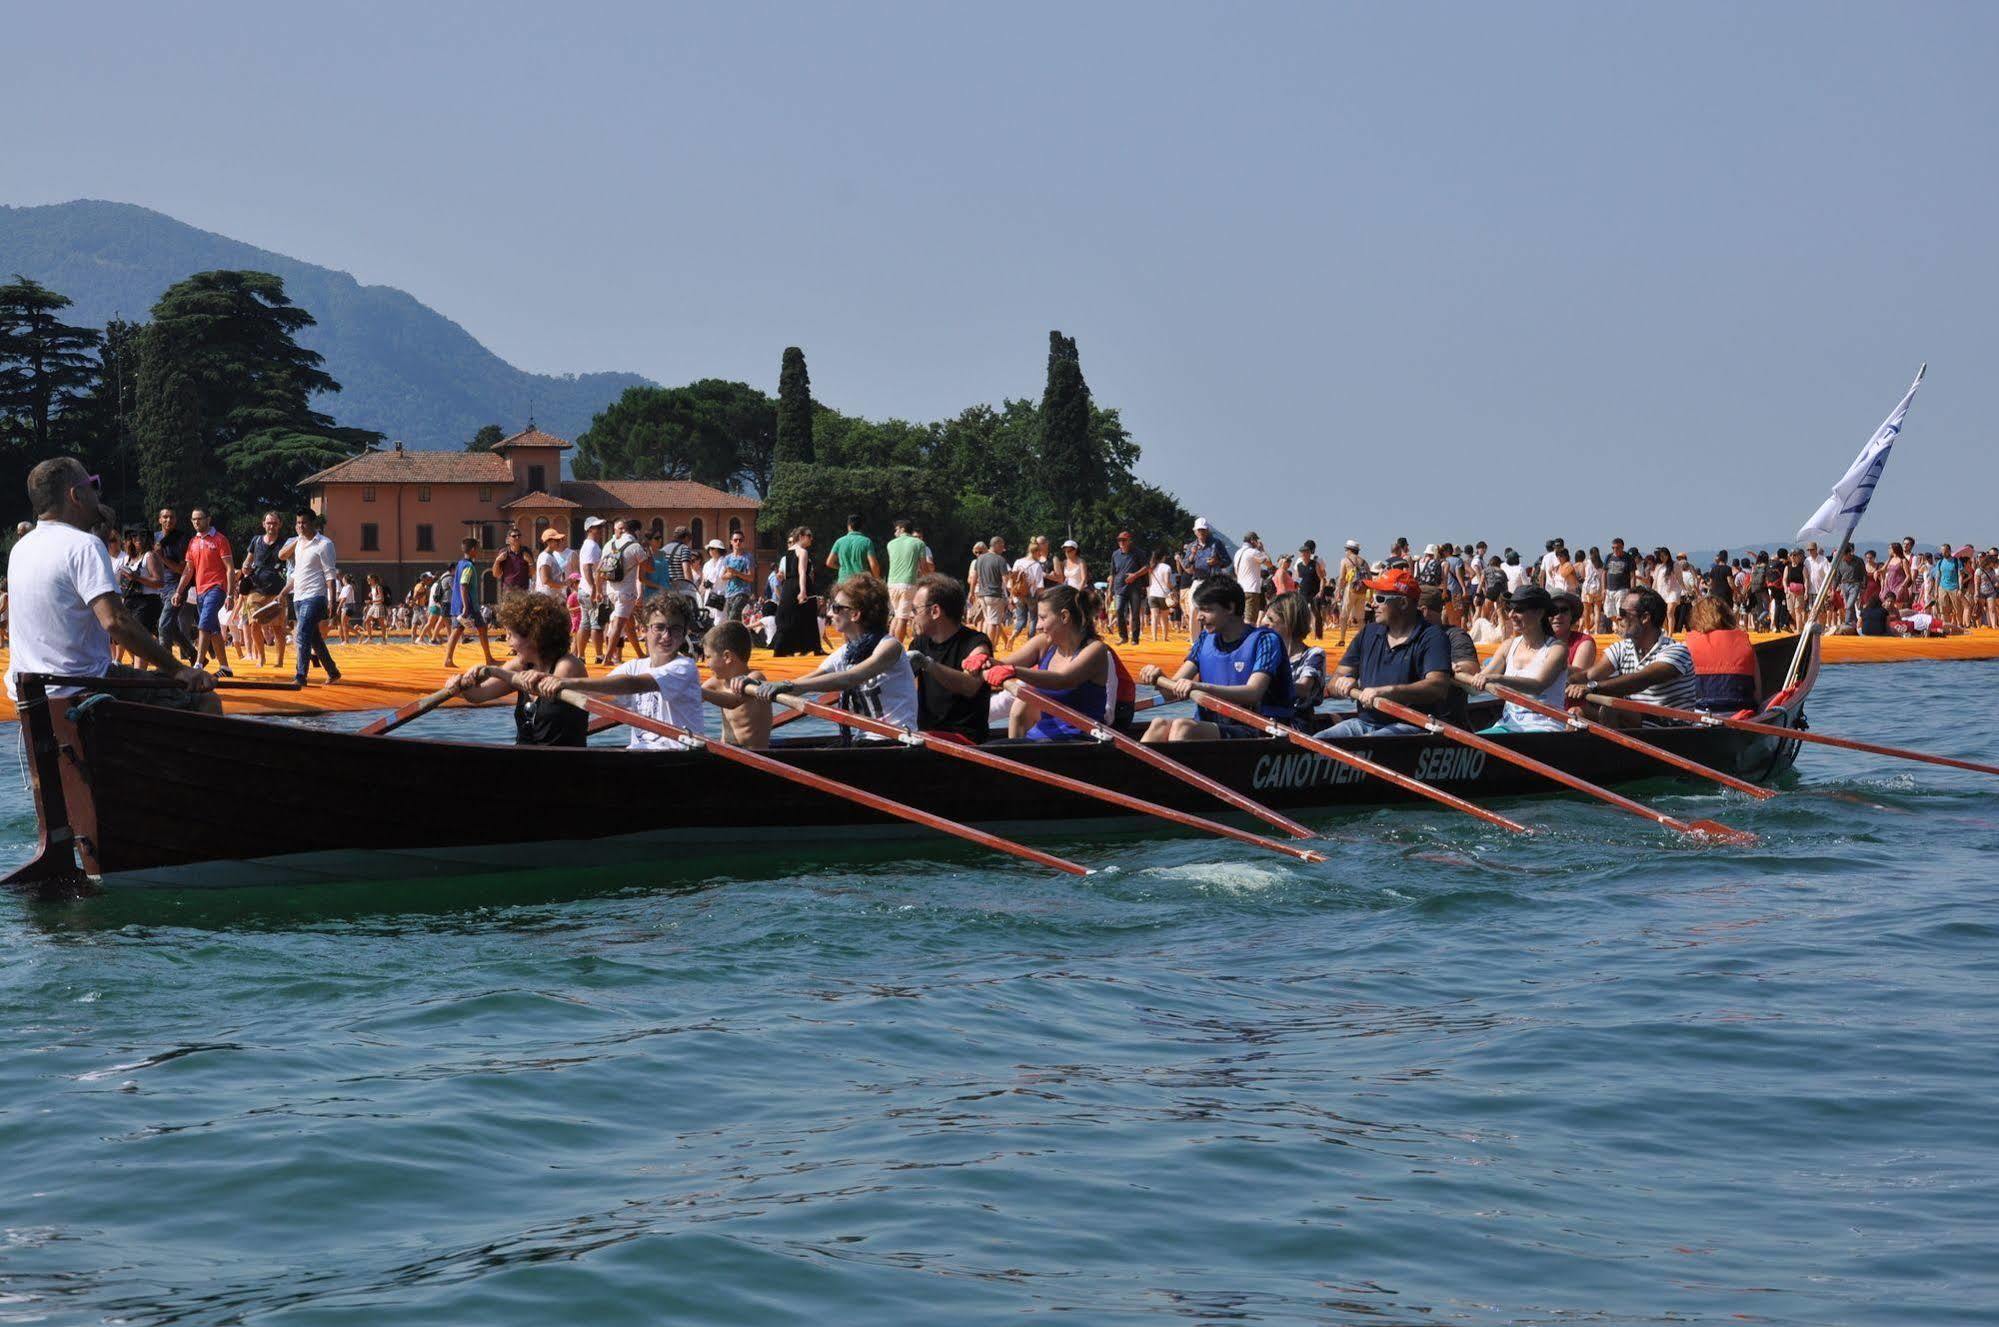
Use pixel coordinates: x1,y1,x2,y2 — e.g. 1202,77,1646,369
760,574,919,741
1137,577,1292,742
981,585,1131,741
451,591,589,745
520,593,761,749
1681,593,1763,714
1261,590,1326,729
903,573,995,744
1471,586,1569,734
1312,566,1452,739
1568,587,1697,727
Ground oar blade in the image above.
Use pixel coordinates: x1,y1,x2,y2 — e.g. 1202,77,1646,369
1689,818,1758,846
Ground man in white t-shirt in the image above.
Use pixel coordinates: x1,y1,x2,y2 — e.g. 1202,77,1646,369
4,456,217,709
599,517,647,665
1233,531,1272,621
279,508,342,686
520,594,705,749
577,516,606,662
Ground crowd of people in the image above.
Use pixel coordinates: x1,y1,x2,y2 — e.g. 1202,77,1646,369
6,453,1994,763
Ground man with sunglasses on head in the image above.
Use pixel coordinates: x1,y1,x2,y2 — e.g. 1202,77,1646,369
1568,586,1697,726
903,573,994,744
5,457,218,712
1312,566,1452,739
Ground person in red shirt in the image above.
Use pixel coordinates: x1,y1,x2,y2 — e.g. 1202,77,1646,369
176,507,236,676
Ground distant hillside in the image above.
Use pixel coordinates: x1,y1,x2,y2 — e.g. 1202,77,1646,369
0,200,653,450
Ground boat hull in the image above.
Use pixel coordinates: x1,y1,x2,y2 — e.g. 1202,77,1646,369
6,636,1816,894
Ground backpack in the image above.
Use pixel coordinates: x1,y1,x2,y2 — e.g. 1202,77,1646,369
1416,556,1443,587
601,537,626,584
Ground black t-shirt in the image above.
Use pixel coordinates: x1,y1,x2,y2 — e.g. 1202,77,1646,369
909,626,994,743
1604,554,1631,592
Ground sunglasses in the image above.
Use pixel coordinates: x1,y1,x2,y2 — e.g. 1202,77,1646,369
830,601,856,613
1369,594,1405,606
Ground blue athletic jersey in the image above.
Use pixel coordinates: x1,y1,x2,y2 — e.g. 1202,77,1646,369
1187,625,1293,721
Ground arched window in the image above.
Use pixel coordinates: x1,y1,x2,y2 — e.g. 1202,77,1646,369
533,516,550,537
650,517,665,540
690,517,704,548
728,516,743,538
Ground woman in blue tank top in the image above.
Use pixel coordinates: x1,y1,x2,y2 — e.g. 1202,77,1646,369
991,585,1117,740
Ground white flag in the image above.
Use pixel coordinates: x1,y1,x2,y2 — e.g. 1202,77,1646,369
1795,364,1926,547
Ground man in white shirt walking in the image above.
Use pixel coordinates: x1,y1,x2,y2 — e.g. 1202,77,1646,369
4,457,217,711
577,516,606,663
280,507,341,686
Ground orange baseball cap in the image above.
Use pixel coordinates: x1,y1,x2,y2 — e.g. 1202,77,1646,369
1363,567,1420,599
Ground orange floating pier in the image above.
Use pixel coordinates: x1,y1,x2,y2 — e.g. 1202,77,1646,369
2,628,1995,722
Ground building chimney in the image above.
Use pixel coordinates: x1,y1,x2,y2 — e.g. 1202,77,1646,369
394,439,404,456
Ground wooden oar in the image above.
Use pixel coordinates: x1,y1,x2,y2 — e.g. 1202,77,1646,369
358,682,460,736
1367,695,1756,845
766,692,1327,863
554,687,1090,876
1459,679,1775,800
214,678,306,691
1586,692,1999,779
586,687,843,736
996,679,1316,840
1188,691,1529,833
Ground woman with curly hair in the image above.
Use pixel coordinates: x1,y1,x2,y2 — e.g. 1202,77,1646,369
450,590,590,746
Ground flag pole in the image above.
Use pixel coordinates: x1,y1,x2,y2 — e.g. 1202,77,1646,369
1781,363,1926,692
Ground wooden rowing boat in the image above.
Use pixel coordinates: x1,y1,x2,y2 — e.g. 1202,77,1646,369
3,636,1816,895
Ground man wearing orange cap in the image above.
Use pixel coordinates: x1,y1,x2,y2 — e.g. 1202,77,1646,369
1312,565,1453,739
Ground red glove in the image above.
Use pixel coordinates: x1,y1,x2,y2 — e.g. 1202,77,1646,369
961,651,992,674
982,663,1017,688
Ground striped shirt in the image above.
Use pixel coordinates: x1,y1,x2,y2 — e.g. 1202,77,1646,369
1605,632,1699,711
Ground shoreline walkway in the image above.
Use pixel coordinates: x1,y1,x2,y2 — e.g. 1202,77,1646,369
3,629,1995,722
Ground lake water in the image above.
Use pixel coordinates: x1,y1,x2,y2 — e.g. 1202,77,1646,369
3,662,1996,1325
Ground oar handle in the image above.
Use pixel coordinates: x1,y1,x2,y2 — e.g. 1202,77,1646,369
768,691,1327,863
1191,690,1529,834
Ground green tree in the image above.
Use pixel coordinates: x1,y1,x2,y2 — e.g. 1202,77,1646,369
574,380,776,493
132,270,378,523
60,317,145,521
774,345,814,467
0,276,102,516
466,423,505,452
1037,330,1103,536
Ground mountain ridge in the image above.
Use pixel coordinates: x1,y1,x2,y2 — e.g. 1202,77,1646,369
0,199,655,449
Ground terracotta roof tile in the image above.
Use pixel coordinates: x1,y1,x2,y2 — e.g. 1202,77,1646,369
561,480,761,511
302,450,513,485
500,490,581,510
490,426,574,452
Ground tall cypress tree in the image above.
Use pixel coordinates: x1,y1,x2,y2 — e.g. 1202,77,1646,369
134,326,204,515
774,345,814,467
1038,330,1101,534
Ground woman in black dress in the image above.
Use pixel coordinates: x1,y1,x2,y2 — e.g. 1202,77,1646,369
771,526,823,656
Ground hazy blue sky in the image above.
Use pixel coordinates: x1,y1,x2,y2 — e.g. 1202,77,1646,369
6,1,1993,553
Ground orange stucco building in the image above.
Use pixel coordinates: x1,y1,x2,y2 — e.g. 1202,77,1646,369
301,426,764,594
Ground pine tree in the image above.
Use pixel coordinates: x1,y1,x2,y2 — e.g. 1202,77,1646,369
0,276,102,509
132,271,379,524
1038,330,1102,535
467,423,505,452
774,345,814,467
